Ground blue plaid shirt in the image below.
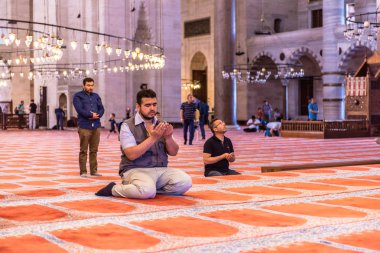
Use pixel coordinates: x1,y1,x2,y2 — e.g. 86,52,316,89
73,90,104,129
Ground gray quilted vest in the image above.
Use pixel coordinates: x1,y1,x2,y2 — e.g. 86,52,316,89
119,117,168,177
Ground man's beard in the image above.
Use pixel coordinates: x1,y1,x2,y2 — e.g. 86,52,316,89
141,111,156,120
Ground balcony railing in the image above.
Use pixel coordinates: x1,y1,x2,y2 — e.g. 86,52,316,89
0,113,42,130
281,120,370,138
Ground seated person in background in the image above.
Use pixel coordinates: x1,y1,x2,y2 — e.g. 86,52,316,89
265,121,281,137
203,118,240,177
256,107,264,121
243,115,261,132
273,108,283,121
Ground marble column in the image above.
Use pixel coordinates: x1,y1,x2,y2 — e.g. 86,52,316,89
322,0,345,120
214,0,237,125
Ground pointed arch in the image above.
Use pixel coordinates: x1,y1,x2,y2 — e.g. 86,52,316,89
338,42,375,72
190,51,208,70
287,47,322,72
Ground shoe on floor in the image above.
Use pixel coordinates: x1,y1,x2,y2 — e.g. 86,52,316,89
80,173,87,178
91,173,102,176
95,182,116,196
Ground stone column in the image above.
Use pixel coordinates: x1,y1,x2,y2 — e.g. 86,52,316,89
214,0,237,125
322,0,345,120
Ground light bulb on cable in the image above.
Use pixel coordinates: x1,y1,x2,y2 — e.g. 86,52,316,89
56,38,63,47
106,46,113,55
13,38,20,46
95,44,102,54
26,35,33,42
71,40,78,50
8,32,16,42
83,42,90,51
131,51,137,59
138,52,144,61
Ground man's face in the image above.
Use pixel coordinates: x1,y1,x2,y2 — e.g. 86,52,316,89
83,81,94,93
137,97,158,120
187,95,193,103
213,120,227,134
310,98,315,103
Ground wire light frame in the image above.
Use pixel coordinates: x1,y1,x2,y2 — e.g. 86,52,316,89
222,63,304,84
0,18,165,80
344,11,379,45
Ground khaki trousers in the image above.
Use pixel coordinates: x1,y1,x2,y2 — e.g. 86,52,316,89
78,128,100,174
112,167,192,199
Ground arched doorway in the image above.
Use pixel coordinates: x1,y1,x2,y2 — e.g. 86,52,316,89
297,55,322,117
248,55,284,120
190,52,208,103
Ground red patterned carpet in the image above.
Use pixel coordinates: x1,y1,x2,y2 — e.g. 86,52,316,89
0,129,380,252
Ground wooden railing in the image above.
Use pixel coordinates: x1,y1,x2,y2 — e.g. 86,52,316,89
281,120,370,138
0,113,42,130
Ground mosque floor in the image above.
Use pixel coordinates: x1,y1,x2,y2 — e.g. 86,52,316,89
0,128,379,252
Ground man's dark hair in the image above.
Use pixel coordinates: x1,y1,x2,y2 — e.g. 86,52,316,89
83,77,94,85
137,89,156,105
209,118,220,134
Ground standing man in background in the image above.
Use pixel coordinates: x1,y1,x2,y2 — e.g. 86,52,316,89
16,101,25,129
55,107,65,130
308,97,318,121
73,77,104,177
180,94,196,145
198,99,209,140
29,99,37,130
262,100,273,123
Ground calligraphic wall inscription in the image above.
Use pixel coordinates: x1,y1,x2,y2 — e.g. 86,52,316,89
184,18,210,38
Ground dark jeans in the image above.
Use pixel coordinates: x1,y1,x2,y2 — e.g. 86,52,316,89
56,114,64,130
18,114,24,129
199,119,206,139
206,169,241,177
183,119,194,144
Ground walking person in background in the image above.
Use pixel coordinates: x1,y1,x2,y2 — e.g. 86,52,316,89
125,107,131,119
198,99,209,140
29,99,37,130
107,113,118,138
180,94,196,145
73,77,104,177
55,107,65,130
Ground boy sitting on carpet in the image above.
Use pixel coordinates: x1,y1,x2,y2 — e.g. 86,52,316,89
203,118,240,177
